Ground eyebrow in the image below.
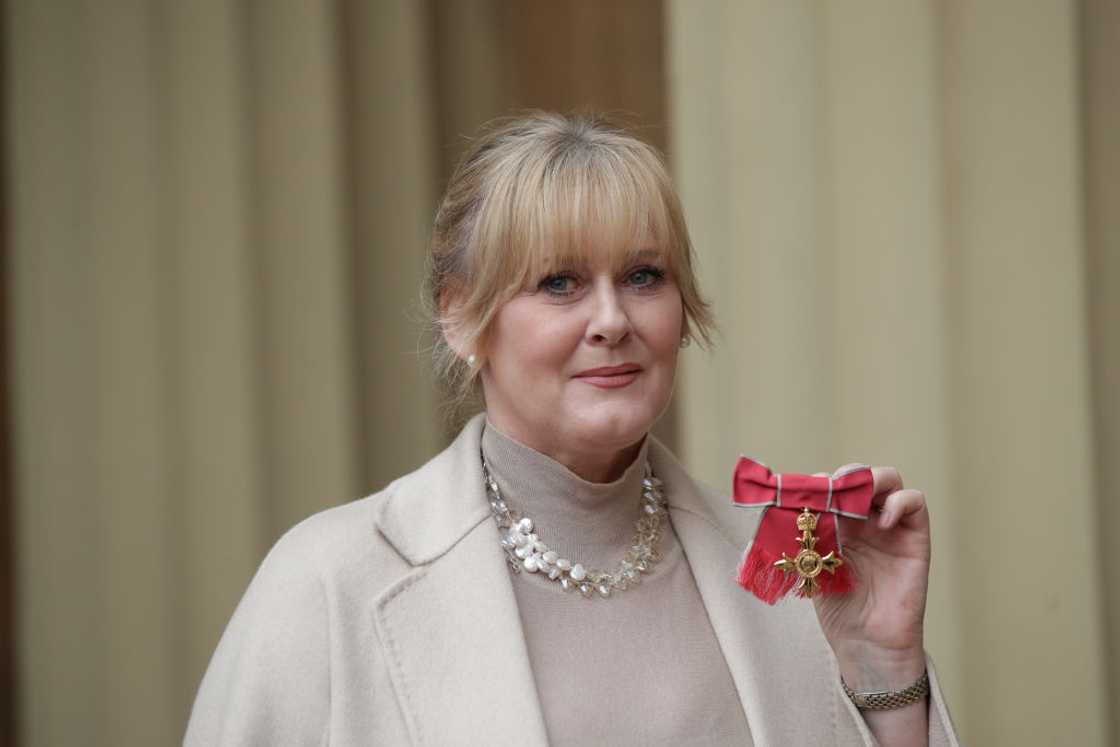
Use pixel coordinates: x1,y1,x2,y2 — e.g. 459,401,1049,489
614,247,669,269
626,248,663,261
534,245,667,278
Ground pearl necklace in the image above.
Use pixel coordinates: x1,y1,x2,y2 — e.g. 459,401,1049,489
482,453,668,599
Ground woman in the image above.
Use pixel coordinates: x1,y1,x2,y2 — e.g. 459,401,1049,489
185,112,959,746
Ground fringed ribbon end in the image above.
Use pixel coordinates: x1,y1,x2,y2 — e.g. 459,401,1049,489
736,544,796,605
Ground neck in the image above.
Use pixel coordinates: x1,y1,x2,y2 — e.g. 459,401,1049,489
482,414,644,483
557,441,644,483
480,416,654,569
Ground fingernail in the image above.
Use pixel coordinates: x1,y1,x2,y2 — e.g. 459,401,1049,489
879,510,893,528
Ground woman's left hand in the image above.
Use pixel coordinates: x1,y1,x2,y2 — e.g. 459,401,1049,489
811,465,931,690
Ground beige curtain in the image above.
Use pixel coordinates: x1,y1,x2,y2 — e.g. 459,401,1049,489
7,1,1118,745
670,1,1116,745
1082,1,1120,742
7,1,439,744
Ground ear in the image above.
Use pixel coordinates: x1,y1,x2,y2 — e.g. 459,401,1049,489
438,285,471,361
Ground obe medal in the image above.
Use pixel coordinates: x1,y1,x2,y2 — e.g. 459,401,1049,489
730,457,875,604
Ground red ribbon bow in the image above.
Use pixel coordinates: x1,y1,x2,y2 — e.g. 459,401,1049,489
732,456,875,604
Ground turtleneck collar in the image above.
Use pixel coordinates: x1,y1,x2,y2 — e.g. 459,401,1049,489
481,417,653,569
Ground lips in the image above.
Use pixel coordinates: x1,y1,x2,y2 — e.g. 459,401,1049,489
572,364,643,390
574,364,642,378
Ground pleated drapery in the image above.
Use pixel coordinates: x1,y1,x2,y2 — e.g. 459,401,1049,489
5,1,1118,745
669,2,1114,744
7,2,439,744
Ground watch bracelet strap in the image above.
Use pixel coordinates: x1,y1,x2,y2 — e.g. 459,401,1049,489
841,669,930,710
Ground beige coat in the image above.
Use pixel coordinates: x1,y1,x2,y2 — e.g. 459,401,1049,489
185,414,960,746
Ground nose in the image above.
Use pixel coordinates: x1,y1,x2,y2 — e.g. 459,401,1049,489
585,281,632,346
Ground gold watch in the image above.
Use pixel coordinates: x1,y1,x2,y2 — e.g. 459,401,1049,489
841,670,930,710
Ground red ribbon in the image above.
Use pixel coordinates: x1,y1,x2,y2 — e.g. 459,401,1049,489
732,457,875,604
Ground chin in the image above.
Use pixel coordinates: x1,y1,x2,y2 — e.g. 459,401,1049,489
570,405,657,449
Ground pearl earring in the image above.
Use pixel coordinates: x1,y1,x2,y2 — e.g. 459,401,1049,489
679,336,691,349
467,353,477,367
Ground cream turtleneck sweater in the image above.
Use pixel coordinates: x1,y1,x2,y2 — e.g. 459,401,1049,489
481,419,753,746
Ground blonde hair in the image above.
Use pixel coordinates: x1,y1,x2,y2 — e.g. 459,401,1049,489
424,111,716,411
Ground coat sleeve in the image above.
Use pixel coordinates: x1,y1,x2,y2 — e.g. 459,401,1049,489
184,528,332,746
833,652,962,747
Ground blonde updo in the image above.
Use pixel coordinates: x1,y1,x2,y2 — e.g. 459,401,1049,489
424,111,716,413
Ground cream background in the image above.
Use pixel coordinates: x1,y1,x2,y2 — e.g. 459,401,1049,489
6,1,1117,745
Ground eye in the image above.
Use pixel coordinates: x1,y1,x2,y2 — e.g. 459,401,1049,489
538,272,579,296
626,266,666,289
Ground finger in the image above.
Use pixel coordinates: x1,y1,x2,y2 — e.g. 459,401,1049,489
815,464,868,477
870,466,905,510
877,488,929,530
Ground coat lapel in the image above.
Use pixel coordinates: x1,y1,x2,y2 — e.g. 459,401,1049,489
652,440,844,746
371,415,549,746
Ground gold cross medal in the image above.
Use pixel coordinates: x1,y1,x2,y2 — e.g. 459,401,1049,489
773,508,843,597
731,457,876,604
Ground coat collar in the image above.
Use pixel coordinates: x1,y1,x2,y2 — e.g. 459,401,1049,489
371,413,841,746
374,413,492,566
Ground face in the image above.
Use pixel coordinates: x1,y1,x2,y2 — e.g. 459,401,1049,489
478,247,684,473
